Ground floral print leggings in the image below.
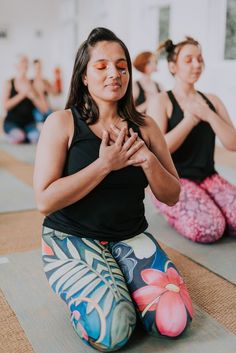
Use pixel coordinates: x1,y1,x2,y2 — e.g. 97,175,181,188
42,227,193,352
152,173,236,243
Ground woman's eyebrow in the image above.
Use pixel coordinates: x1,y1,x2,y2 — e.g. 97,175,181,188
93,58,127,63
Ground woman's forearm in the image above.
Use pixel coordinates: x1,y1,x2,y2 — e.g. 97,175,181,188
36,158,111,215
165,117,196,153
208,111,236,151
4,93,25,111
142,153,180,206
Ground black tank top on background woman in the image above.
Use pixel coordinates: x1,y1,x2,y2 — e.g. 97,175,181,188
4,79,35,127
167,90,216,181
43,107,148,241
135,81,161,106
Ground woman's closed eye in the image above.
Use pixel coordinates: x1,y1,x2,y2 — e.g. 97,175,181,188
94,61,128,74
184,55,203,64
94,62,107,70
117,62,128,74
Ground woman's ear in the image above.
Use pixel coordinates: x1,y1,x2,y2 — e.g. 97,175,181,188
168,62,176,75
82,74,88,86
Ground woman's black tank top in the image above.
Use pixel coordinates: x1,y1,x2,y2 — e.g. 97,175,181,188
5,79,35,127
43,107,148,241
135,81,161,106
167,91,216,181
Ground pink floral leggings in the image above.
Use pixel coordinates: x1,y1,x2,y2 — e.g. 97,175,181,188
152,173,236,243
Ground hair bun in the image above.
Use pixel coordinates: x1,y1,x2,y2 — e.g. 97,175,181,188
165,39,175,53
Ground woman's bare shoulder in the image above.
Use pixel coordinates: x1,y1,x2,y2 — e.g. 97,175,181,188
45,109,71,124
42,109,73,139
139,115,162,142
202,92,223,110
141,115,162,130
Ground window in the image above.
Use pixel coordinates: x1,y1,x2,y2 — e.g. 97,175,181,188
158,6,170,58
224,0,236,60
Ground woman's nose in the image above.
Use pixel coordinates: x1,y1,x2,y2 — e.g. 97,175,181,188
193,58,201,68
107,64,120,78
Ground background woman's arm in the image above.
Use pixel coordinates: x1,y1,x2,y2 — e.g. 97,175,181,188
139,116,181,205
147,92,199,153
2,80,25,111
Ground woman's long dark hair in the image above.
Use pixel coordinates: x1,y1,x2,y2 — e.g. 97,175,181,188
65,27,145,126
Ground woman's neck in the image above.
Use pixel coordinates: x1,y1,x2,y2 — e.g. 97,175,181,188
173,80,196,98
34,71,43,80
97,101,120,124
140,73,152,81
16,73,27,80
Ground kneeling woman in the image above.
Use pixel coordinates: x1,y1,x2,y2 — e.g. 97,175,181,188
148,37,236,243
34,27,193,351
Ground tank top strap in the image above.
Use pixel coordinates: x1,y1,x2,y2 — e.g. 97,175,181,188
136,80,143,91
70,106,81,125
155,82,161,92
70,106,92,143
137,81,145,96
166,90,177,106
10,78,17,96
197,91,216,112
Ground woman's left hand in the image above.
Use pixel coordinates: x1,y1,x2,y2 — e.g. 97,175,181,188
185,95,211,122
110,125,152,167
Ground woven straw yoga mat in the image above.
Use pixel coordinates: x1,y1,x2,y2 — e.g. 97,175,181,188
0,210,43,255
0,141,36,164
0,289,34,353
0,150,34,186
161,242,236,335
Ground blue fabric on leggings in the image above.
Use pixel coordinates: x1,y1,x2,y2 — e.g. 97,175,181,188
42,227,193,351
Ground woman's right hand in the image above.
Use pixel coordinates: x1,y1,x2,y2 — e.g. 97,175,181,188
99,127,145,172
183,109,200,127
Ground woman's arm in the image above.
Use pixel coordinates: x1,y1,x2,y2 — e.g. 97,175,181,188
139,116,181,206
44,79,59,96
26,85,49,112
34,112,145,215
147,92,199,153
33,111,110,215
111,118,181,206
2,80,25,111
204,94,236,151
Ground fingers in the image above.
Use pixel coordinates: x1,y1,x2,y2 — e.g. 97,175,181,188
122,131,138,151
126,139,144,158
115,127,127,148
110,124,120,136
101,130,109,147
110,124,129,142
126,156,147,166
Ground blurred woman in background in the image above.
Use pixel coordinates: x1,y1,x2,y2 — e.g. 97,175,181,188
2,55,44,143
32,59,54,125
133,51,162,113
148,37,236,243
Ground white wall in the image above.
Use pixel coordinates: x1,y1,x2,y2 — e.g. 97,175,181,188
0,0,61,115
1,0,235,125
77,0,235,125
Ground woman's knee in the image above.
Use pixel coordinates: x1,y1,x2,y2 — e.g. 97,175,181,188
133,266,193,338
70,299,136,352
175,210,225,243
7,128,26,144
27,129,40,144
163,185,226,243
